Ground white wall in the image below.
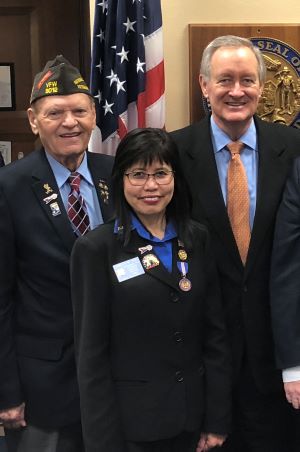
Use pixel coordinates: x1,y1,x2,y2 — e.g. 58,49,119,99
89,0,300,130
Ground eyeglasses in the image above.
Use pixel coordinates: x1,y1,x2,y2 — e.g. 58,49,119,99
124,170,175,186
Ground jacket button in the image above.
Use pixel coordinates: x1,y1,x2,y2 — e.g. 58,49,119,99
175,371,184,382
174,331,184,342
243,285,248,293
170,292,179,303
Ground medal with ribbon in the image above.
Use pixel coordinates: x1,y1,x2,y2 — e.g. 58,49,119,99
177,240,192,291
177,261,192,291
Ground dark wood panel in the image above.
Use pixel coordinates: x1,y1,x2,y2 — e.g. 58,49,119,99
0,11,32,109
0,0,91,161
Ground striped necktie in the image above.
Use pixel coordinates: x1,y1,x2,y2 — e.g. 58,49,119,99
67,172,90,236
227,141,251,265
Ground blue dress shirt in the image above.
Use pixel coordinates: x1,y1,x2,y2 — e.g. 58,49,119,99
46,151,104,230
211,117,258,229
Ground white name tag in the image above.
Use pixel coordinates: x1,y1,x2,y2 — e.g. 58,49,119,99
113,257,145,282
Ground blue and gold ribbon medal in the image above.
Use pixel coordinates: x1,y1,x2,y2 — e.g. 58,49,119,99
178,249,187,261
177,261,192,292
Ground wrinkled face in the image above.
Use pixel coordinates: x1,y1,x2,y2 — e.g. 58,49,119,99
200,46,263,133
123,160,174,223
27,93,96,166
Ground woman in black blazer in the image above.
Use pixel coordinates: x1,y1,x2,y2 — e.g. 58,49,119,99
71,128,231,452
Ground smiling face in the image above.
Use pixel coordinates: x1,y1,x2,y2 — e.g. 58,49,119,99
123,160,174,226
200,46,263,138
27,93,96,169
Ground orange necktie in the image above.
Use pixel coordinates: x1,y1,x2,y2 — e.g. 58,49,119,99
227,141,251,265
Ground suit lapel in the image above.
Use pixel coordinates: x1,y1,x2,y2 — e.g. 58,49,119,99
87,152,114,222
245,117,288,274
185,119,242,267
31,150,76,253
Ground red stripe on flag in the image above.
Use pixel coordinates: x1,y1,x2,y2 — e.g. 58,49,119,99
145,61,165,108
118,116,128,139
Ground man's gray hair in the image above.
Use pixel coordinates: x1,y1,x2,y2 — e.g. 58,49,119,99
200,35,266,85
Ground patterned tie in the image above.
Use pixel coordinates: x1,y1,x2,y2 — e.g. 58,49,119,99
227,141,251,265
68,172,90,236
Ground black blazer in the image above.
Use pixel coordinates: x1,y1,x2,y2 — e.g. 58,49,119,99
271,156,300,369
0,149,114,427
71,222,231,452
171,116,300,393
0,152,4,167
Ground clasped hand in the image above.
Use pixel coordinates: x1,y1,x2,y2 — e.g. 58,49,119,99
0,402,26,429
197,432,227,451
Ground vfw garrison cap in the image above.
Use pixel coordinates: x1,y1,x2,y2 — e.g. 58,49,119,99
30,55,92,104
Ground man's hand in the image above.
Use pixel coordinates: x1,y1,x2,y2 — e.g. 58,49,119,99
284,381,300,409
196,432,227,451
0,403,26,429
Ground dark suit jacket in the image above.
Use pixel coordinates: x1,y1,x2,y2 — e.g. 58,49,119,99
0,148,114,427
0,152,4,167
171,115,300,394
71,222,231,452
271,156,300,369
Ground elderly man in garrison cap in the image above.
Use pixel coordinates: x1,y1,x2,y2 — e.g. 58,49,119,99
0,55,114,452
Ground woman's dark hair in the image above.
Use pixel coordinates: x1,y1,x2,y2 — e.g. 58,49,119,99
112,127,196,248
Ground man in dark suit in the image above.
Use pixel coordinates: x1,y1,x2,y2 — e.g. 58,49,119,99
0,56,113,452
271,156,300,411
171,35,300,452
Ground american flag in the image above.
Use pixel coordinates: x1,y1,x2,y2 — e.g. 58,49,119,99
89,0,165,155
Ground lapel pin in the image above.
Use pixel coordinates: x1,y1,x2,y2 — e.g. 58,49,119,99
99,179,109,204
43,183,53,194
138,245,153,254
49,202,61,217
142,254,160,270
178,249,187,261
43,193,58,205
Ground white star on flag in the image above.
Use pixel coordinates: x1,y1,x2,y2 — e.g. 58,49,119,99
98,1,108,13
96,61,103,72
123,17,136,33
106,69,118,86
136,58,145,73
117,46,129,63
94,90,102,103
103,100,114,115
116,79,126,94
96,29,105,42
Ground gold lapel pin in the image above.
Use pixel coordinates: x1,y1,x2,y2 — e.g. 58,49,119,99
43,183,53,194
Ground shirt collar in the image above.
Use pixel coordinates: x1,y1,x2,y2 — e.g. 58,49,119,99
210,116,257,154
45,151,93,188
114,214,177,242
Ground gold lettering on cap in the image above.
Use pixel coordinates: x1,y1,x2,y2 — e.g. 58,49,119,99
46,81,58,88
45,87,59,94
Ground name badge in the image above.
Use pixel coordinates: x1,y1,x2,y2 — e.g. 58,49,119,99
113,257,145,282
